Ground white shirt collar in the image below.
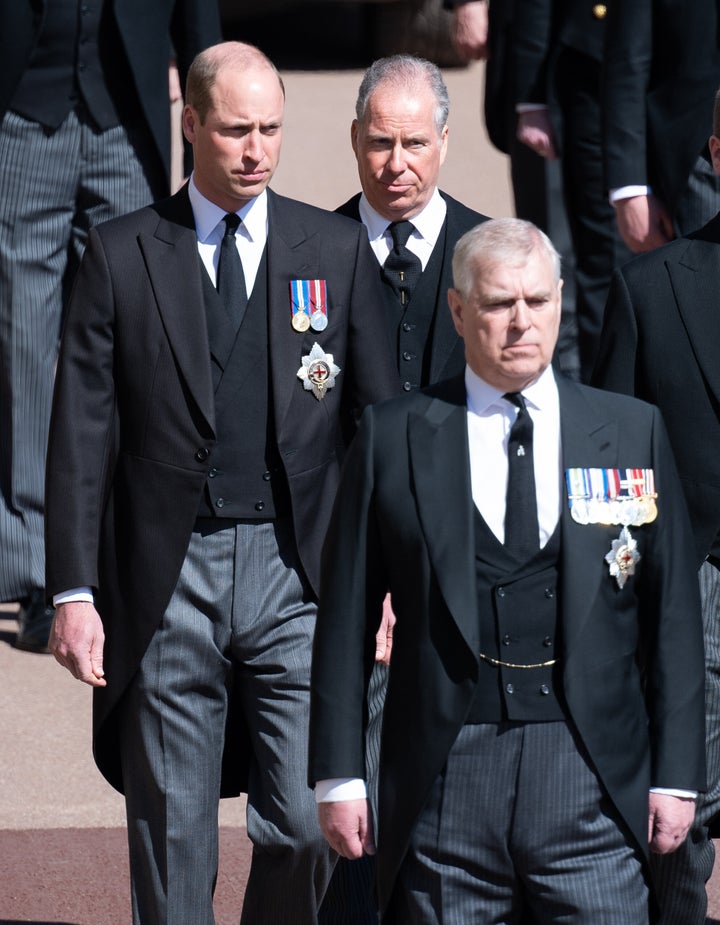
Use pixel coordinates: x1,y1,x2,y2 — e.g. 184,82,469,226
187,176,268,244
465,363,559,417
358,187,447,245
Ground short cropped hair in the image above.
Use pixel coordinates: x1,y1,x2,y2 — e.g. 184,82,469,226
186,42,285,124
355,55,449,137
452,218,562,299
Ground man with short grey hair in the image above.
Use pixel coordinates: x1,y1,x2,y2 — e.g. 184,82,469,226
337,54,489,392
311,217,706,924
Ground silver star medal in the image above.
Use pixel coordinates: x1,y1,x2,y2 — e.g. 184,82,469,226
297,343,341,401
604,526,641,589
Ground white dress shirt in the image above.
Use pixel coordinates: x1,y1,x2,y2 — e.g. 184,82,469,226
358,188,447,271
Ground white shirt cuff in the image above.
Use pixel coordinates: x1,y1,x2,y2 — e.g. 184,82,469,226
53,587,95,606
609,185,652,204
516,103,549,114
315,778,367,803
650,787,697,800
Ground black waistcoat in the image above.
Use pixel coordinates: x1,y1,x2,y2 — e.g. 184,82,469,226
10,0,129,131
466,508,566,723
196,250,289,520
387,219,447,391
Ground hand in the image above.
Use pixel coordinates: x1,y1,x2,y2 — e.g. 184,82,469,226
614,194,674,253
648,792,696,854
49,601,107,687
516,109,558,160
375,593,396,666
318,799,376,859
450,1,489,61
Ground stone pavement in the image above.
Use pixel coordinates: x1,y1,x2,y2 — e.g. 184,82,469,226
1,59,718,924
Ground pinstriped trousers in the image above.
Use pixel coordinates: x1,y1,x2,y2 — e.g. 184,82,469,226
118,519,334,925
0,108,155,601
650,559,720,924
385,721,649,925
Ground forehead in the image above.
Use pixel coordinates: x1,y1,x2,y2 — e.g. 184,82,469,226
208,65,284,116
471,249,557,295
361,81,439,135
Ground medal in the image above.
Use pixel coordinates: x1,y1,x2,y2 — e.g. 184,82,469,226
291,279,329,333
605,526,641,589
566,468,657,526
310,310,328,332
297,343,341,401
292,311,310,332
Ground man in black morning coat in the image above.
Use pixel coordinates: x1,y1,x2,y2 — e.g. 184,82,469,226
311,218,706,924
45,42,399,925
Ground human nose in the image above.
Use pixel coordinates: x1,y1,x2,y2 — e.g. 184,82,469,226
509,301,532,329
387,143,406,173
244,130,264,163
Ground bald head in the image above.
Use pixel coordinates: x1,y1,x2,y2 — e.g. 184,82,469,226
186,41,285,125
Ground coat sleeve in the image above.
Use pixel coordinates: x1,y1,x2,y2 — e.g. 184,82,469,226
309,406,388,786
641,406,706,791
590,267,641,397
602,0,652,192
45,227,118,597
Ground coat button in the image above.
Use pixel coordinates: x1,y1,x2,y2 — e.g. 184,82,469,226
402,322,414,332
543,636,553,647
540,684,550,696
215,498,225,509
544,588,555,598
497,587,506,598
255,501,265,512
262,470,272,481
195,447,210,462
502,634,511,646
403,381,413,392
208,468,217,478
505,683,514,695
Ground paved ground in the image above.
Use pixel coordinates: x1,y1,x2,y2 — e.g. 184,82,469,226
1,57,719,924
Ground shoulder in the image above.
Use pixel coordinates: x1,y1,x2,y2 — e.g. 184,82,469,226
363,375,465,425
334,193,362,221
269,190,364,236
439,191,491,231
564,377,659,422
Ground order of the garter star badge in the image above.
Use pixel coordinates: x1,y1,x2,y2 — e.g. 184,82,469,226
605,526,641,589
297,343,341,401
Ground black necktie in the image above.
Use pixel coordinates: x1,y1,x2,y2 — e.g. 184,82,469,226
503,392,539,560
217,212,248,330
381,221,422,309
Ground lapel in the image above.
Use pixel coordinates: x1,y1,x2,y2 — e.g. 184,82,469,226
137,187,215,436
666,216,720,404
266,190,324,437
556,376,619,656
428,196,464,382
407,376,479,659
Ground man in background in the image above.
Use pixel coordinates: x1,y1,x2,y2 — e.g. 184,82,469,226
0,0,221,650
593,89,720,925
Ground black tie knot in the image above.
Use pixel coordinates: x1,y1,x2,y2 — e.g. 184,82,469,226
388,220,415,249
223,212,241,236
503,391,527,412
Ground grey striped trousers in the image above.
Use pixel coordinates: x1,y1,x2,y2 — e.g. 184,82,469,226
0,108,154,600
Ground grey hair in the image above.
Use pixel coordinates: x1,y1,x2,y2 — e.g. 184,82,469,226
452,218,562,299
355,55,449,137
